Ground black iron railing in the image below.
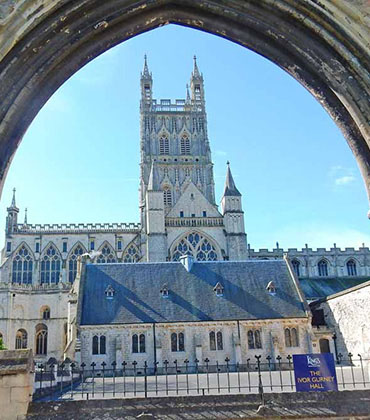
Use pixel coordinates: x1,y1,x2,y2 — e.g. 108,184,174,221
33,353,370,401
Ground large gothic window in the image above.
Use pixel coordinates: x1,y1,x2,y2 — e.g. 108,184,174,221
318,259,328,277
180,135,190,155
96,244,116,263
346,259,357,276
163,187,172,207
12,245,33,284
159,135,169,155
68,244,85,283
171,232,218,261
122,244,140,263
41,244,61,284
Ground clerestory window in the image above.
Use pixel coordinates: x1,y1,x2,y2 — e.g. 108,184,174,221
41,244,61,284
12,245,33,284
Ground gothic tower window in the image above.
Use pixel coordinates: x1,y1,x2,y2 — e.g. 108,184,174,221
35,324,48,355
291,259,300,277
15,329,27,349
163,187,172,207
96,243,116,263
122,244,140,263
159,135,169,155
318,259,328,277
171,232,218,261
180,134,190,155
68,244,85,283
41,244,61,284
346,259,357,276
12,245,33,284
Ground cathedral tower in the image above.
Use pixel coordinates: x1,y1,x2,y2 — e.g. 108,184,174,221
139,57,247,262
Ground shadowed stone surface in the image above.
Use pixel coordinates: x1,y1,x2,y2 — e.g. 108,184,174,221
26,390,370,419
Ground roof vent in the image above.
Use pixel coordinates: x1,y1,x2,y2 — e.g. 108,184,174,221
160,284,169,298
266,281,276,295
213,282,224,297
105,285,115,299
180,254,194,272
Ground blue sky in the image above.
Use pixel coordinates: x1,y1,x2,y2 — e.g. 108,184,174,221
1,25,369,250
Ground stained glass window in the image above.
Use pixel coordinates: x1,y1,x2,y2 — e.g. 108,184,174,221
171,233,218,261
96,244,116,264
68,244,85,283
41,244,61,284
12,245,33,284
123,244,140,263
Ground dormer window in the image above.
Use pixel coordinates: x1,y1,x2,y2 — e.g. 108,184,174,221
213,282,224,297
160,285,169,298
266,281,276,295
105,285,115,299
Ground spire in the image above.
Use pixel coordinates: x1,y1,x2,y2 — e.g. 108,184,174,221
223,162,241,197
142,54,151,79
11,188,16,208
192,55,201,78
148,160,160,191
186,84,190,103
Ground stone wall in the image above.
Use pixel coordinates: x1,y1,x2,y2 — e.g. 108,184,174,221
313,281,370,358
0,349,34,420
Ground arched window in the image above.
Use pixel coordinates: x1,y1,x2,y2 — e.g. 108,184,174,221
122,244,140,263
180,135,190,155
171,332,185,352
292,259,300,277
41,244,61,284
68,244,85,283
139,334,145,353
285,327,299,347
209,331,216,351
132,334,138,353
163,187,172,207
247,330,262,349
92,335,99,355
12,245,33,284
35,324,48,355
159,135,169,155
346,259,357,276
318,259,328,277
284,328,291,347
96,244,116,264
15,329,27,349
171,332,177,352
41,306,50,320
171,232,218,261
291,328,299,347
92,335,106,355
216,331,223,350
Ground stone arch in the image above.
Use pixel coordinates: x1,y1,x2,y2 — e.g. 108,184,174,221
0,1,368,212
170,230,221,261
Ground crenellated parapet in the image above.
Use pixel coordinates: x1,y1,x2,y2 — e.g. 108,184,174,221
249,246,370,257
14,222,141,234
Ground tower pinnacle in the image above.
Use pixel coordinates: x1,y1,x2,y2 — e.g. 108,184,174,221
11,188,16,208
223,162,241,197
142,54,151,79
192,55,201,79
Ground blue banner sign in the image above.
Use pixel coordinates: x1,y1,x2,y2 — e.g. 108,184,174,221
293,353,338,392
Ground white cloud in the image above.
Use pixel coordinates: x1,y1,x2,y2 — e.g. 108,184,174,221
329,165,356,187
335,175,355,186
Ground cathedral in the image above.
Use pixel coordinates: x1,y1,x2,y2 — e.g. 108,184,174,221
0,58,369,364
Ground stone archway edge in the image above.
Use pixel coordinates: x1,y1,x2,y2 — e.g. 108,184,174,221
0,0,369,212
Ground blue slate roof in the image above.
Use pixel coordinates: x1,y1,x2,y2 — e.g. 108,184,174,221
80,260,307,325
299,277,369,300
